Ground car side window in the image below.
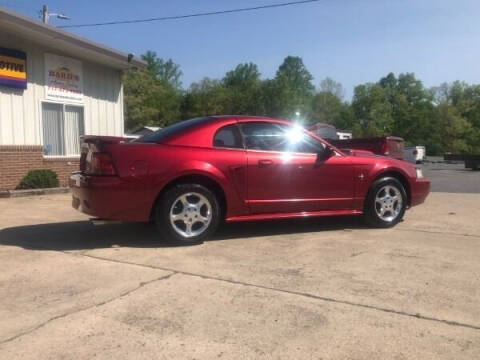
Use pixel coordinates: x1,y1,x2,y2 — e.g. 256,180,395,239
240,122,324,154
296,133,326,154
213,124,244,149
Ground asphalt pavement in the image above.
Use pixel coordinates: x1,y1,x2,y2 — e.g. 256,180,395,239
420,158,480,193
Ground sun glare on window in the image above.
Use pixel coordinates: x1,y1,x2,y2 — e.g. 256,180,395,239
285,124,305,145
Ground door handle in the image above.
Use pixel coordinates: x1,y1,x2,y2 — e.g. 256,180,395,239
258,159,273,167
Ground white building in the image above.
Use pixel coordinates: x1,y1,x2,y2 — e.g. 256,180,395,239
0,7,145,190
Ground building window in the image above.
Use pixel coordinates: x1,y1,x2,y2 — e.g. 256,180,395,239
42,102,84,156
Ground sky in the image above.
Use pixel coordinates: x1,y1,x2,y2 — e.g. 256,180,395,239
2,0,480,98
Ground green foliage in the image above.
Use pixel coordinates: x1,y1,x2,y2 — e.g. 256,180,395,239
181,78,229,118
352,73,439,149
124,50,480,155
17,169,59,190
352,83,394,136
223,63,264,115
123,51,183,131
141,50,182,89
310,77,348,128
311,92,342,125
273,56,315,118
124,69,181,131
319,77,344,99
435,103,473,153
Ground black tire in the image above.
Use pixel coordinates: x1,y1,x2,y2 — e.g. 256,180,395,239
154,183,221,245
364,177,407,228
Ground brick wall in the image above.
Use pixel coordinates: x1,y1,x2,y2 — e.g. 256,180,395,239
0,145,79,190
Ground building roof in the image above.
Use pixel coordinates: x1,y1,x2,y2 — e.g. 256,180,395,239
0,7,146,70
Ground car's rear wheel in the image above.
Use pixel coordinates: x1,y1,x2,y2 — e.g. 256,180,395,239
155,184,221,245
364,177,407,228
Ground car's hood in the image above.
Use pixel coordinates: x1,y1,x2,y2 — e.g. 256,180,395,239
344,151,417,175
349,149,376,157
339,148,376,157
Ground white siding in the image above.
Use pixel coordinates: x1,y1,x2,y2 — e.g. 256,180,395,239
0,33,124,147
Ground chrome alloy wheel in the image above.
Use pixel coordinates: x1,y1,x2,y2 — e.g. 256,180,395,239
374,185,403,222
169,192,212,238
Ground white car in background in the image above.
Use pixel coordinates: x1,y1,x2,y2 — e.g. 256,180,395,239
404,146,426,164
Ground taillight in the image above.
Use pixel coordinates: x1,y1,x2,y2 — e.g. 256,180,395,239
80,143,89,172
90,152,116,175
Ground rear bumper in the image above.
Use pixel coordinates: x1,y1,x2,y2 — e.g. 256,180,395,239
69,173,150,222
410,177,430,207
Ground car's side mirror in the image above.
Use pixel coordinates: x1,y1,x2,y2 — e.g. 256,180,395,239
316,145,335,162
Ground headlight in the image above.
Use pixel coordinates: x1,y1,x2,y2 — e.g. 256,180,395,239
416,168,424,178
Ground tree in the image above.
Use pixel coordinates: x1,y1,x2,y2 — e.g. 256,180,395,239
435,102,473,153
182,78,229,118
311,91,343,125
224,62,261,88
222,63,264,115
375,73,434,146
123,51,183,131
260,79,282,117
141,50,183,89
121,53,480,155
123,69,181,131
352,83,393,136
273,56,315,119
431,81,480,153
319,77,344,100
311,78,351,129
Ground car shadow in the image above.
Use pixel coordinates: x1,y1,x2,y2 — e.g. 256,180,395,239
0,216,366,251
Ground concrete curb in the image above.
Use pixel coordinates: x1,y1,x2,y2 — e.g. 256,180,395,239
0,187,70,198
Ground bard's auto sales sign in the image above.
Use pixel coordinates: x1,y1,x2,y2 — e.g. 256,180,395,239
0,47,27,89
45,53,83,103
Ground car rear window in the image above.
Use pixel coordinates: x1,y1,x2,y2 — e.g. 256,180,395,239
213,124,244,149
135,117,213,143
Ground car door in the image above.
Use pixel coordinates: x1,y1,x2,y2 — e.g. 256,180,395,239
240,121,355,214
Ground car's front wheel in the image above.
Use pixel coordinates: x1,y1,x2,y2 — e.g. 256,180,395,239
155,184,221,245
364,177,407,228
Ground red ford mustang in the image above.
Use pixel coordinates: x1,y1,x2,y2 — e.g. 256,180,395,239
70,116,430,244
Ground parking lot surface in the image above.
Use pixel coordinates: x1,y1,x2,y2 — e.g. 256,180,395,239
421,160,480,193
0,190,479,359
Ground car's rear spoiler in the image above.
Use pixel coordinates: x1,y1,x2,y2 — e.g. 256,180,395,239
81,135,128,145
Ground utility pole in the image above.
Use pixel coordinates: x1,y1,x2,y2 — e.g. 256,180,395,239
41,4,48,24
40,4,70,24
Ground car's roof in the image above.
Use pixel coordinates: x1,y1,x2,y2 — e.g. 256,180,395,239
209,115,279,121
208,115,294,126
160,115,294,147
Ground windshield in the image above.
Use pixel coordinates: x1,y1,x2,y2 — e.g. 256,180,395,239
135,117,213,143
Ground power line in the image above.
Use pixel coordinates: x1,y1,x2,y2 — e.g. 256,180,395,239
58,0,321,29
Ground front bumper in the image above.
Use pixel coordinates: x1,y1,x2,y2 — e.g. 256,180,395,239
410,177,430,207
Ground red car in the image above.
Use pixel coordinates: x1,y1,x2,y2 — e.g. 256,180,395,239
70,116,430,245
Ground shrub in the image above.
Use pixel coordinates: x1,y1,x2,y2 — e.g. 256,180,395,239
17,169,60,190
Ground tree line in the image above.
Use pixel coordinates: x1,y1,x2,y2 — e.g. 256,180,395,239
124,51,480,155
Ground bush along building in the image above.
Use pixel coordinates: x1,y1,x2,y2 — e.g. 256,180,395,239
0,7,145,190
